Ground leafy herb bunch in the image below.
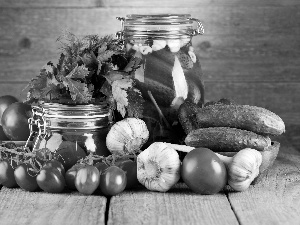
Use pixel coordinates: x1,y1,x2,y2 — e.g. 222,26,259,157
25,32,144,118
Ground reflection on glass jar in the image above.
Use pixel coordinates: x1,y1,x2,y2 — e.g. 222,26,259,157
33,102,111,157
117,14,205,123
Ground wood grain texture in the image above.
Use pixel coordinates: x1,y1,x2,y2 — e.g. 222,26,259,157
226,151,300,225
0,35,299,83
0,83,28,101
1,0,300,8
0,0,100,8
0,188,107,225
0,6,299,83
108,183,239,225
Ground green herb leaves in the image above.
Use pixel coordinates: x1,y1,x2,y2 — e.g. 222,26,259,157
25,32,145,118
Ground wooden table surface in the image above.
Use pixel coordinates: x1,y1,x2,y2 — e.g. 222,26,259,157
0,136,299,225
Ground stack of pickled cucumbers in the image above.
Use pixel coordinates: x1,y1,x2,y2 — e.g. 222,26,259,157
178,99,285,153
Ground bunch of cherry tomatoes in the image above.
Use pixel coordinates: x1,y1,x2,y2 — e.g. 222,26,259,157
0,145,139,196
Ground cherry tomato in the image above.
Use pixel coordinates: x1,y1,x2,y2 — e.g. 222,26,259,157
1,102,32,141
0,126,8,141
43,159,65,176
0,95,18,126
14,163,39,192
99,166,127,196
36,166,65,193
118,160,139,189
75,165,100,195
0,159,18,188
65,164,85,190
54,141,87,171
181,148,227,195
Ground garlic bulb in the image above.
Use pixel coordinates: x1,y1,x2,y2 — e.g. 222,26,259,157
228,148,262,191
106,118,149,155
163,143,263,192
137,142,181,192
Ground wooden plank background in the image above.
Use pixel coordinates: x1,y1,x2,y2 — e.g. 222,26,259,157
0,0,299,146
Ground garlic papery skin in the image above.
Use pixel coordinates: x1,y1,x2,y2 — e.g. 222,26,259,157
137,142,181,192
227,148,262,191
106,118,149,155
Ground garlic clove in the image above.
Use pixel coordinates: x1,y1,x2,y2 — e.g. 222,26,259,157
139,45,153,55
180,38,191,47
167,39,181,53
188,51,197,63
106,118,149,155
228,148,262,192
137,142,181,192
152,40,167,51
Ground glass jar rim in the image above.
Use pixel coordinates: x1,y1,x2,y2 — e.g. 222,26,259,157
116,14,204,40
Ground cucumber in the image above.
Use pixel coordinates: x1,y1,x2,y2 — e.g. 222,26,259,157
192,103,285,136
178,101,199,134
185,127,272,152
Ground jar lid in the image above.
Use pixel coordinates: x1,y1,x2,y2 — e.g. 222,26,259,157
116,14,204,40
41,102,109,119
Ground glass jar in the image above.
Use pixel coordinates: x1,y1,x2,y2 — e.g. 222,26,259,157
116,14,205,123
30,102,111,157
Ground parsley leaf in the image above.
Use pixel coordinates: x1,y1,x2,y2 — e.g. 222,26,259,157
61,77,92,104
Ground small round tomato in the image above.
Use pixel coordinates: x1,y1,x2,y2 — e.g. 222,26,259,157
1,102,32,141
181,148,227,195
75,165,100,195
36,166,65,193
0,95,18,126
43,159,65,176
99,166,127,196
0,126,8,141
54,141,87,171
14,163,39,192
118,160,139,189
0,159,18,188
65,164,85,190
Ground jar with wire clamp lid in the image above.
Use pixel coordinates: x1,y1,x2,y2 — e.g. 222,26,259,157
116,14,205,124
28,102,111,160
114,14,205,146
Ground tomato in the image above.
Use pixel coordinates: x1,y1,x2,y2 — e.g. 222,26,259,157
65,164,85,190
14,163,39,192
75,165,100,195
117,160,139,189
99,166,127,196
0,95,18,126
0,95,18,141
43,159,65,176
0,159,18,188
0,126,8,141
1,102,32,141
181,148,227,195
36,166,65,193
54,141,87,171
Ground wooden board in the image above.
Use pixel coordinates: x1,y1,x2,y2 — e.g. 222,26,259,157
0,188,107,225
0,0,299,8
226,152,300,225
107,183,239,225
0,83,28,101
1,34,299,83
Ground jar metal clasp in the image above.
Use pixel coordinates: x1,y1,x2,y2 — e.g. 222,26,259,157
188,18,204,36
116,17,125,40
